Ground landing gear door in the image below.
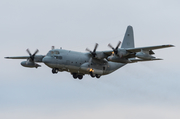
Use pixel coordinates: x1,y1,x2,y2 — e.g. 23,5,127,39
102,63,108,74
66,60,70,69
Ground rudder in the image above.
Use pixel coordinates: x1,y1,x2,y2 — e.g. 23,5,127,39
121,26,135,48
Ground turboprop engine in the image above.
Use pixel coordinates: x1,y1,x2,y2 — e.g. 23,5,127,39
86,43,107,59
21,61,41,68
20,49,41,68
116,49,129,57
108,41,129,57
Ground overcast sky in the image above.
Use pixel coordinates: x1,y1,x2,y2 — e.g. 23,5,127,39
0,0,180,119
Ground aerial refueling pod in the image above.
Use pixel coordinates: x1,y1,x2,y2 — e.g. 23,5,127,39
107,55,132,63
21,61,41,68
135,50,155,60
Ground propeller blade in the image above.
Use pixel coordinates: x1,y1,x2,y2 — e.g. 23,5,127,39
86,43,98,57
93,43,98,53
86,48,92,53
108,41,121,55
26,49,32,56
26,49,39,61
115,41,121,50
108,43,115,50
32,49,39,56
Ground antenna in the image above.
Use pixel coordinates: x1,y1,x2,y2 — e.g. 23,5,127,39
51,46,55,50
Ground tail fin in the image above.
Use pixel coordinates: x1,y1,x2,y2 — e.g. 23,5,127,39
121,26,135,48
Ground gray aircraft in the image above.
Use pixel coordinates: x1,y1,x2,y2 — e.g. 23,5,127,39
5,26,174,79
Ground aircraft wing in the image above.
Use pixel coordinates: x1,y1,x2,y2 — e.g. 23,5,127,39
130,58,163,63
95,44,174,60
5,55,45,59
100,44,174,56
5,56,30,59
102,50,113,56
5,55,45,62
126,44,174,53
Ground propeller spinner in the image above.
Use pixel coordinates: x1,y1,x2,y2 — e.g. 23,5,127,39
86,43,98,57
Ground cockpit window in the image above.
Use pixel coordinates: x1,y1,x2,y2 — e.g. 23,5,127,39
57,56,62,59
47,50,60,56
54,51,60,54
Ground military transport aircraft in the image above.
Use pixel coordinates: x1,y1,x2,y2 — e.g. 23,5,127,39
5,26,174,79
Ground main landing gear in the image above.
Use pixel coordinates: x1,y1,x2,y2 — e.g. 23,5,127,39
52,68,58,74
90,72,101,78
72,73,83,80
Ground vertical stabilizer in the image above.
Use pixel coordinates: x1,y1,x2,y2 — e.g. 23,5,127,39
121,26,135,48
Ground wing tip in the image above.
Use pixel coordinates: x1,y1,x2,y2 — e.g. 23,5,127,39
163,44,175,47
154,58,163,60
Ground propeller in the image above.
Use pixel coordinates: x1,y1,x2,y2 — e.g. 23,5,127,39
86,43,98,57
26,49,39,61
108,41,121,55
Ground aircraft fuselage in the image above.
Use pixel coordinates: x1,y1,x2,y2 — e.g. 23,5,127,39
42,49,126,76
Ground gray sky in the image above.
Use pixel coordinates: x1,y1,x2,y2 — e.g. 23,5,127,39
0,0,180,119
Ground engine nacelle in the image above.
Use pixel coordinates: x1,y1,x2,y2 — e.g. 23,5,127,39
34,55,45,62
107,55,131,63
136,52,155,60
117,49,129,57
21,61,41,68
94,52,107,59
